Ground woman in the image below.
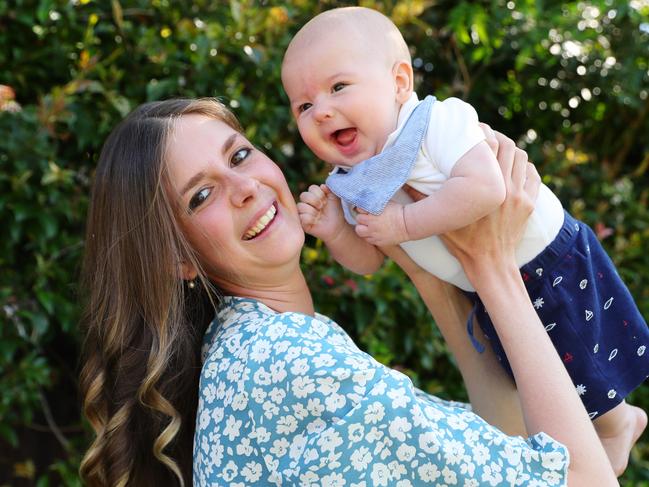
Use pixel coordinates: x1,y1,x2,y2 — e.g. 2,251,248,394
79,98,617,486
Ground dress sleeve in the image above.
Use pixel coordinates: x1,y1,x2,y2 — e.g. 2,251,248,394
194,308,569,486
425,97,487,177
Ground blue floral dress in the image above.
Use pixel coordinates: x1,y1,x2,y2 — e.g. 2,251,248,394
193,297,569,486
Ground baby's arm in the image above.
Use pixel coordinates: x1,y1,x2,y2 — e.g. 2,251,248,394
298,184,384,275
356,141,507,246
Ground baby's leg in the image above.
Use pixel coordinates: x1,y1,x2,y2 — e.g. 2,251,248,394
593,401,647,476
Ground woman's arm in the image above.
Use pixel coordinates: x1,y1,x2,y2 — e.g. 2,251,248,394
381,244,526,436
440,130,617,486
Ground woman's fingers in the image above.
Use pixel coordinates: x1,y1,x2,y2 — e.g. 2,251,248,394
494,132,516,180
510,147,529,188
523,162,541,203
479,122,499,156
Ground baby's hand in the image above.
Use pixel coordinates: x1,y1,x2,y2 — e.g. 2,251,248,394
355,201,410,246
297,184,346,242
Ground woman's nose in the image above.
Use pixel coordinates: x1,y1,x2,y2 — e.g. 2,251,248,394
228,172,259,207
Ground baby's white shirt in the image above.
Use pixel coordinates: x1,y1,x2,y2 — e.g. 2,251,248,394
337,92,564,291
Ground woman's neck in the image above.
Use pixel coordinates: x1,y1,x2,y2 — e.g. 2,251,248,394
215,268,315,316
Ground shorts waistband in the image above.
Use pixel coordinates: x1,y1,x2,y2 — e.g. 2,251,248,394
519,210,580,290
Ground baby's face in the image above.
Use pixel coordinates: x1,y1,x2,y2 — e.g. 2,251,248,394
282,33,403,166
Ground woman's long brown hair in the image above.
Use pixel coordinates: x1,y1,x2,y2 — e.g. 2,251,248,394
79,99,241,486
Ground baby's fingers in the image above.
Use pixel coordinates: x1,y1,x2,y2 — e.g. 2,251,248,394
299,185,327,209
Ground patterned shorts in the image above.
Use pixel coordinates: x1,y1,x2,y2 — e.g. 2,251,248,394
467,211,649,419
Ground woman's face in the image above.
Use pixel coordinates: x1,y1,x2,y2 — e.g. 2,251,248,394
165,114,304,290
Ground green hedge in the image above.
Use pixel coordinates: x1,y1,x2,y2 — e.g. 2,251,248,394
1,0,647,484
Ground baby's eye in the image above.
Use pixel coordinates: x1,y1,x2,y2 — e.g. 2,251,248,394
298,103,312,114
231,147,251,166
332,82,347,92
189,187,211,212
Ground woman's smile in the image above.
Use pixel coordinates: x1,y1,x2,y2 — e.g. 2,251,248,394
243,202,278,240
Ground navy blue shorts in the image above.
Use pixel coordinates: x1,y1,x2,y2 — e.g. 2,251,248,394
466,211,649,419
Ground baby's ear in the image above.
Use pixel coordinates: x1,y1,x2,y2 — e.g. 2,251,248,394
393,60,414,104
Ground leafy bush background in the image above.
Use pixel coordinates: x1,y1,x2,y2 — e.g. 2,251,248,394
1,0,647,484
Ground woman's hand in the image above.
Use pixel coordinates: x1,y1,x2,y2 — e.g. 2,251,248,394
436,126,540,279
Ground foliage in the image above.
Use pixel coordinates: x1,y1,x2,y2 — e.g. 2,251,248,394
1,0,647,484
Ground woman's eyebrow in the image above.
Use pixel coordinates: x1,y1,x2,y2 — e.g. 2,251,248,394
179,133,240,197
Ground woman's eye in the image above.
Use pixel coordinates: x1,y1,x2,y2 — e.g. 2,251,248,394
231,147,251,166
332,82,347,92
189,187,210,211
298,103,312,113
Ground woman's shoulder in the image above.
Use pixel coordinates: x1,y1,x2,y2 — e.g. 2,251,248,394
199,296,359,377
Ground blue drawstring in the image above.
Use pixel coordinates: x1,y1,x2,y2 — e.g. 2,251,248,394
466,301,486,353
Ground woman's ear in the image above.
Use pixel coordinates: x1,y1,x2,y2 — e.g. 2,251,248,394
180,261,198,281
393,60,414,104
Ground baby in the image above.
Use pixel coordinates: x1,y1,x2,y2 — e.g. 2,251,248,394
281,6,648,474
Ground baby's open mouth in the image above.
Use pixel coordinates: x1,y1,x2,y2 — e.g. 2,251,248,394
243,203,277,240
332,128,357,147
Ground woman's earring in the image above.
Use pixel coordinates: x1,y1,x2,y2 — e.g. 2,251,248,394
188,279,196,289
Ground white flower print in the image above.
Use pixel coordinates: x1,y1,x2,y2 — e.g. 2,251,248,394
235,437,253,456
199,408,211,429
231,392,247,411
221,460,238,482
318,429,343,453
203,383,217,403
418,462,441,482
269,387,286,404
299,471,319,486
442,466,457,484
388,460,406,481
290,358,310,375
263,400,279,419
443,439,466,465
351,446,372,471
348,423,364,443
307,397,325,416
241,461,262,482
222,415,242,441
270,437,289,457
542,470,564,485
396,443,416,462
276,415,298,435
481,464,503,486
317,376,340,395
251,426,271,443
250,339,272,362
370,463,390,486
365,402,386,424
209,439,224,467
325,393,346,412
270,361,287,382
388,417,412,442
306,418,326,435
395,480,413,487
252,366,272,386
575,384,587,396
387,387,410,409
313,353,336,368
533,297,545,309
418,431,441,454
321,472,346,487
291,375,315,398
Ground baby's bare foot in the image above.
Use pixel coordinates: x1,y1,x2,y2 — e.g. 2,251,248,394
594,402,647,476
